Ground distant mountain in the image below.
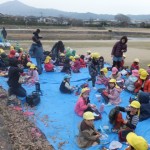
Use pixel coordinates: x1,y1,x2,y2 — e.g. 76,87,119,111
0,0,150,20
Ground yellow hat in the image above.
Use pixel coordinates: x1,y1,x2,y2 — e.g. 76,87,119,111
26,62,32,67
100,68,108,75
91,52,100,59
138,68,145,75
69,56,74,59
83,111,95,120
130,100,141,115
10,46,14,50
81,87,90,95
19,48,23,51
87,50,91,53
74,55,80,59
0,48,4,54
109,79,116,83
147,64,150,67
60,53,65,56
134,58,139,63
44,56,51,63
30,64,36,69
126,132,148,150
140,70,149,80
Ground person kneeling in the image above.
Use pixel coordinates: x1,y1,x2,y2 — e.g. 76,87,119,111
59,75,74,94
77,111,100,149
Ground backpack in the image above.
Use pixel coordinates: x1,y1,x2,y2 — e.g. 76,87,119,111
109,107,120,124
26,91,40,107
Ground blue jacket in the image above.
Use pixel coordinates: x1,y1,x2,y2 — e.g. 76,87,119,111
29,43,44,58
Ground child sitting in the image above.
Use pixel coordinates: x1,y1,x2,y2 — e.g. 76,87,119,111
111,101,141,142
130,58,140,72
18,53,30,68
61,58,71,74
59,75,74,94
44,56,54,72
8,50,16,58
57,53,65,66
125,70,139,92
75,87,101,120
96,68,109,86
72,55,81,73
77,111,100,149
27,64,39,84
101,79,122,105
110,67,122,80
79,55,86,68
125,132,148,150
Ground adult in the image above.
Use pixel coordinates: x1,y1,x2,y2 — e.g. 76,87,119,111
1,27,7,40
7,58,26,97
111,36,128,70
32,29,42,46
29,37,44,74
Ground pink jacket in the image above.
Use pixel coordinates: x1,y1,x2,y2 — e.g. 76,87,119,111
74,97,88,116
96,76,109,86
72,60,81,71
28,70,39,82
106,87,122,105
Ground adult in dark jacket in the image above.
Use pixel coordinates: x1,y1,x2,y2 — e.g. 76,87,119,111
1,27,7,40
7,58,26,97
29,37,44,74
111,36,128,70
32,29,42,46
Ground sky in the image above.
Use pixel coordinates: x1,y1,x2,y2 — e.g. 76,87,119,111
0,0,150,15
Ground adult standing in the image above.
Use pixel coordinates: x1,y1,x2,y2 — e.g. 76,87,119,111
111,36,128,70
1,27,7,40
29,36,44,74
7,58,26,97
32,28,42,46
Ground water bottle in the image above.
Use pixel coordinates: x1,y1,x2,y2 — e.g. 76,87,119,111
100,103,105,113
35,82,40,92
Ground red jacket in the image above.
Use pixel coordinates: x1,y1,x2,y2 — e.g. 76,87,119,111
79,58,86,68
143,79,150,92
44,63,54,72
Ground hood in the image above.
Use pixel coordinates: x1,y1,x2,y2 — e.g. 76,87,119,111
10,50,16,55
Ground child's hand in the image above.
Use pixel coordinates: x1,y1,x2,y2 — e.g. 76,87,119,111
90,104,96,108
123,120,128,124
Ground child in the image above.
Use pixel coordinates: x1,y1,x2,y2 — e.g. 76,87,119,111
8,49,16,58
125,70,139,92
130,58,140,72
125,132,148,150
101,79,122,105
84,50,91,64
110,67,122,81
96,68,109,86
59,75,74,94
112,101,141,142
72,55,81,73
57,53,65,66
27,64,39,84
44,56,54,72
79,55,86,68
134,70,149,93
147,64,150,78
77,111,100,148
75,87,101,120
88,52,99,89
18,53,30,68
120,54,126,69
61,58,71,74
98,56,104,73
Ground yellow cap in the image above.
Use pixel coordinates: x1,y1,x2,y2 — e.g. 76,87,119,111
138,68,145,75
60,53,65,56
134,58,139,63
140,70,149,80
74,55,80,59
81,87,90,95
0,48,4,54
19,48,23,51
30,64,36,69
147,64,150,67
10,46,14,50
44,56,51,63
126,132,148,150
91,52,100,59
130,101,141,109
100,68,108,75
83,111,95,120
109,79,116,83
87,50,91,53
26,62,32,67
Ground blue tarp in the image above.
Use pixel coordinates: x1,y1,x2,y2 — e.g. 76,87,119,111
0,59,150,150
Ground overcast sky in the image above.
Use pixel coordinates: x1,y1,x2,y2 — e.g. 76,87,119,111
0,0,150,15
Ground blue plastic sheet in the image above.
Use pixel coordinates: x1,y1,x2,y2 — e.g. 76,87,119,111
0,60,150,150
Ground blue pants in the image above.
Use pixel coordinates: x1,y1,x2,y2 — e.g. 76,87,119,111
138,91,150,104
36,57,43,74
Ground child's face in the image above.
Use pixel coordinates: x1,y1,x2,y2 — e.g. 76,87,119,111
130,106,138,115
121,39,126,43
66,78,70,82
109,82,115,88
82,92,89,99
85,119,94,127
